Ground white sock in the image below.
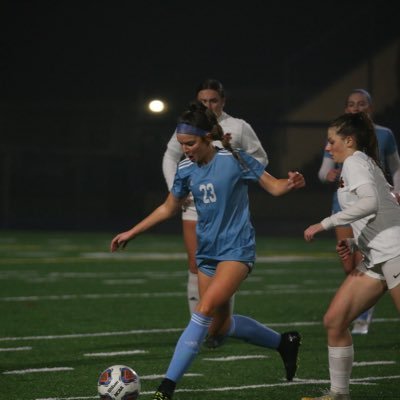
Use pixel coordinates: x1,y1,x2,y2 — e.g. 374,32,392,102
187,271,199,314
328,345,354,394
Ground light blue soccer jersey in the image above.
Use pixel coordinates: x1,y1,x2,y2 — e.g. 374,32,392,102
323,124,398,213
171,148,265,264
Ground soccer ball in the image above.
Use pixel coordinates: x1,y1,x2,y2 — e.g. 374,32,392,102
97,365,140,400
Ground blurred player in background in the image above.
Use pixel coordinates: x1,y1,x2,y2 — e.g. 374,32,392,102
113,101,304,400
162,79,268,346
318,88,400,334
304,112,400,400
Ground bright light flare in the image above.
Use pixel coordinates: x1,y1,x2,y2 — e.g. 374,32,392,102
148,99,165,113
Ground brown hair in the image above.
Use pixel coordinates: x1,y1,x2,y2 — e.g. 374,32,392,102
329,112,380,166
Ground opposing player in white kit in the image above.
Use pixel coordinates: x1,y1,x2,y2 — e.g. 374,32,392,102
162,79,268,343
303,112,400,400
318,89,400,335
112,101,304,400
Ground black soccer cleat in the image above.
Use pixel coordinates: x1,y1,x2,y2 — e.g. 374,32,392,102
152,390,172,400
203,334,226,349
153,378,175,400
277,331,301,381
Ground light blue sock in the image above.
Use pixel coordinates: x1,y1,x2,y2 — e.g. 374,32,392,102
165,312,212,382
228,314,281,349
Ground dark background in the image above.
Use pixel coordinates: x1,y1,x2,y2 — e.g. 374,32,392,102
2,1,400,234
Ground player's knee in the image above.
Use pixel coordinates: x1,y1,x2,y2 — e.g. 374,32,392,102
323,311,347,333
196,302,215,317
322,311,337,331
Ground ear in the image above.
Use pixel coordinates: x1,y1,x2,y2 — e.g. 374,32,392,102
345,136,354,147
204,132,214,143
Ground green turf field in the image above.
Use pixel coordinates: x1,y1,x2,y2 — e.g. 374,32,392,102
0,230,399,400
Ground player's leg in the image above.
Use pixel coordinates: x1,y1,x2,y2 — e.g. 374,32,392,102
181,207,199,314
302,267,386,400
383,255,400,312
153,262,245,399
389,284,400,311
334,225,373,334
200,261,301,380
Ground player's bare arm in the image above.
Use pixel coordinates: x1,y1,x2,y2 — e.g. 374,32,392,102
110,193,184,252
258,171,305,196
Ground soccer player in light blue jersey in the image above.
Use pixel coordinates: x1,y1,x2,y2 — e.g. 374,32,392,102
162,78,268,319
318,89,400,334
111,101,305,400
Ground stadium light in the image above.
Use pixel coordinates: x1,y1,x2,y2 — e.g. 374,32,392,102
148,99,166,113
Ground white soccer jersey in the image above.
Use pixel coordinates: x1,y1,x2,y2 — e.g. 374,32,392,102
162,111,268,190
333,151,400,266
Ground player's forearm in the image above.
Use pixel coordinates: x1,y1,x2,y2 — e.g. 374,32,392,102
128,202,179,237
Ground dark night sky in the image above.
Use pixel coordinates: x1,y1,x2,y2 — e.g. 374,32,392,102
5,1,398,104
2,1,400,230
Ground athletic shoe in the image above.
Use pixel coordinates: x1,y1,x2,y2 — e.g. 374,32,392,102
277,331,301,381
351,320,369,335
301,390,351,399
351,306,374,335
152,390,172,400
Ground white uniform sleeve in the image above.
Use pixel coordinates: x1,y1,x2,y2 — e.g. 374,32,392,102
162,131,183,190
386,151,400,192
239,121,268,166
318,156,335,183
320,182,378,230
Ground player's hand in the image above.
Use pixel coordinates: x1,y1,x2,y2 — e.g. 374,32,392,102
181,196,192,212
110,231,133,252
326,168,340,182
336,239,352,261
288,171,305,190
304,223,323,241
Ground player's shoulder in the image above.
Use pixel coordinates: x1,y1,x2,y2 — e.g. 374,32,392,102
345,151,368,168
219,112,248,130
375,123,394,137
216,148,236,159
177,157,195,172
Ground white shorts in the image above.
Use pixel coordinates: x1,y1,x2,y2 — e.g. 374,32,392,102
182,195,198,222
357,254,400,289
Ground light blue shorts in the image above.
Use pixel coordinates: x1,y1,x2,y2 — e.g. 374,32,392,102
198,259,254,277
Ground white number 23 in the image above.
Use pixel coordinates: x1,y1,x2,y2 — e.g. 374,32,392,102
199,183,217,203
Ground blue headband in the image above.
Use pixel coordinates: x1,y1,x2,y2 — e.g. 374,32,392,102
176,123,208,136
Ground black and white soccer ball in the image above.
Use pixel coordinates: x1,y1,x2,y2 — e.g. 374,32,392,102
97,364,140,400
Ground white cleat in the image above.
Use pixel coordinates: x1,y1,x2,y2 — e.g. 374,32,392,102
351,306,374,335
351,320,369,335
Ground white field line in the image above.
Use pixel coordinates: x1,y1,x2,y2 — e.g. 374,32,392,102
4,367,73,374
82,252,335,263
141,373,202,380
0,287,341,302
203,354,269,361
102,279,146,284
353,361,396,366
0,252,332,263
0,252,336,266
84,349,148,357
34,376,400,400
0,346,32,352
0,327,183,342
0,317,398,343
